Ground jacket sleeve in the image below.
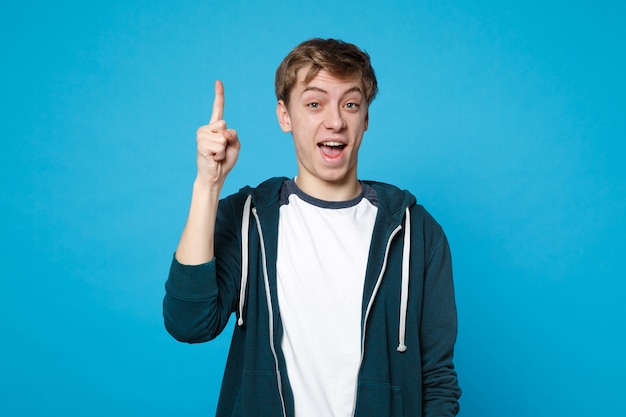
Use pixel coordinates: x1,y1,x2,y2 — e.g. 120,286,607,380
420,221,462,416
162,195,243,343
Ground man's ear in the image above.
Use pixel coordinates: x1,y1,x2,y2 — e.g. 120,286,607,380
276,100,292,133
364,110,369,131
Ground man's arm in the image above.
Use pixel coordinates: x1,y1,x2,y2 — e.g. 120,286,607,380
421,231,461,416
163,81,241,343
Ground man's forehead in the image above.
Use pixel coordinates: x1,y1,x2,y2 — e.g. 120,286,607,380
296,68,363,92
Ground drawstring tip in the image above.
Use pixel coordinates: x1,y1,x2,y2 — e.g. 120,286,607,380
237,317,244,326
397,344,407,353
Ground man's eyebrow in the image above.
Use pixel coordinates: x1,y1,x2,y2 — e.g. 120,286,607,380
302,86,327,94
302,86,363,96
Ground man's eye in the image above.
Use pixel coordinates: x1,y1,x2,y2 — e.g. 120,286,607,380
345,102,360,109
308,102,320,108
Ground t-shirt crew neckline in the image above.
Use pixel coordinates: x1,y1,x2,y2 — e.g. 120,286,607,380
282,178,379,209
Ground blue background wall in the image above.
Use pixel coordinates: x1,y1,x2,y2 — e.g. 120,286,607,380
2,1,624,415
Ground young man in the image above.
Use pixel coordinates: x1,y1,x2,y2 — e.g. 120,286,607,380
163,38,461,417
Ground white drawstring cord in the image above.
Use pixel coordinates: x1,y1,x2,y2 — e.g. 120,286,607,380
237,195,252,326
397,207,411,352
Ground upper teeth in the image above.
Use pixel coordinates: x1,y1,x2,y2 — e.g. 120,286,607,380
322,141,343,147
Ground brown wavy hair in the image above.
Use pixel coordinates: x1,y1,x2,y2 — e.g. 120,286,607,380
275,38,378,107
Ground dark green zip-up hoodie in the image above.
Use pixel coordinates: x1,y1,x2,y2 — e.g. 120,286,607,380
164,177,461,416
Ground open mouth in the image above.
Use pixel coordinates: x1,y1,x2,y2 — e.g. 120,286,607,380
318,141,346,158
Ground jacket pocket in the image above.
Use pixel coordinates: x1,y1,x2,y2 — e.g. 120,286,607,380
231,370,284,417
354,380,403,417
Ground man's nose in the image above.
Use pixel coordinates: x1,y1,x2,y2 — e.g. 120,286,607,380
324,106,346,130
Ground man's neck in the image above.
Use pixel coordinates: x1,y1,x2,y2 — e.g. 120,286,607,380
294,176,362,202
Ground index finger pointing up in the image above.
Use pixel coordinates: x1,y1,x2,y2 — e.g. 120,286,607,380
209,80,225,123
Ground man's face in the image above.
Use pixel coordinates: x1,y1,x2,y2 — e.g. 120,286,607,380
276,68,369,199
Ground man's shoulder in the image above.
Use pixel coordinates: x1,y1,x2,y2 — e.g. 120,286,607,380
363,180,445,230
362,180,417,215
221,177,289,207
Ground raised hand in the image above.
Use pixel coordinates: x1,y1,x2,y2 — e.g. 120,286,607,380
176,80,241,264
195,80,240,185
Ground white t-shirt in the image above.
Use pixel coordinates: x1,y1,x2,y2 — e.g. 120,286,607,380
276,180,378,417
